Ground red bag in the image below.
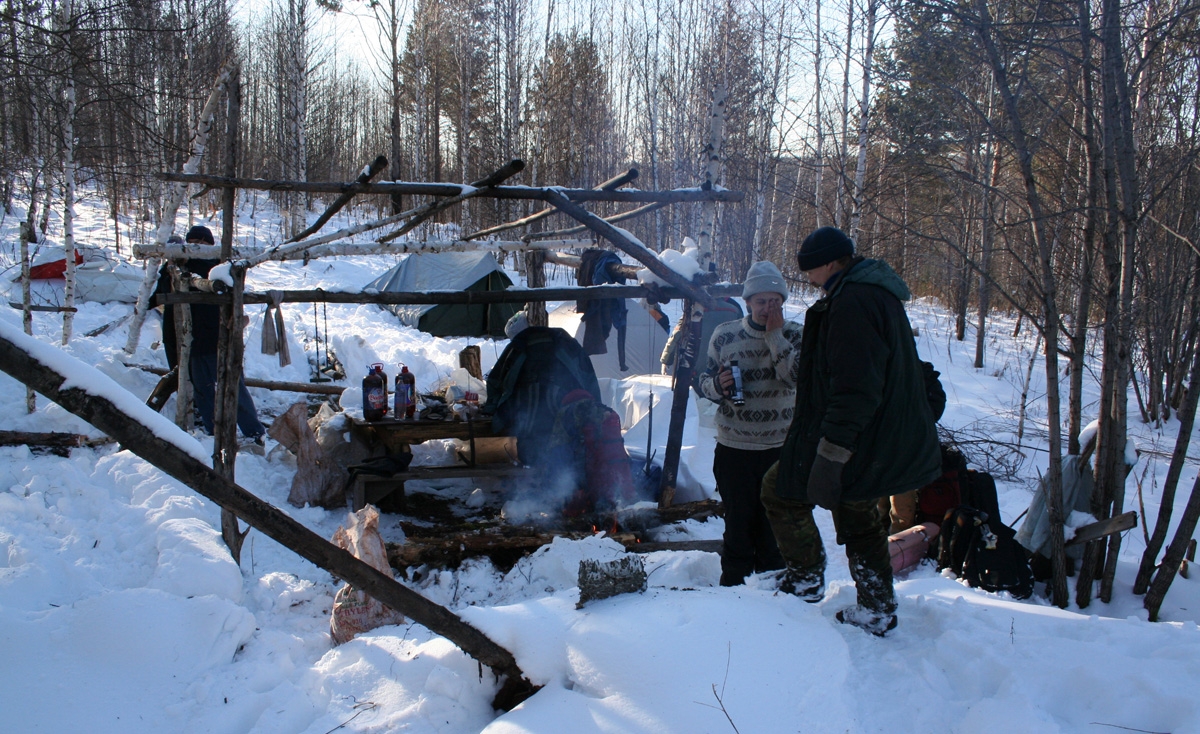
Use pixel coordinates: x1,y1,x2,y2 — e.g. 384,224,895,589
557,390,636,516
916,469,962,525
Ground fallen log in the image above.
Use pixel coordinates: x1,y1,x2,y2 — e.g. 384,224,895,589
0,429,113,455
388,500,724,570
0,322,536,710
129,363,346,396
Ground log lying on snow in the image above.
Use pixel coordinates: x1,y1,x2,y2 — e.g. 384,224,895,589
389,500,725,571
0,323,537,710
0,429,114,454
388,531,723,571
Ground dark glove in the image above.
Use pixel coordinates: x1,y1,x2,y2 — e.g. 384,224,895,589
807,438,852,510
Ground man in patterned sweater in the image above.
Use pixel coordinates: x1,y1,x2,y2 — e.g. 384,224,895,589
697,261,803,585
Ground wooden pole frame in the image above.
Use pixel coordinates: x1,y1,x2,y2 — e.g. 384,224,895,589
0,325,537,709
158,172,744,204
158,283,744,307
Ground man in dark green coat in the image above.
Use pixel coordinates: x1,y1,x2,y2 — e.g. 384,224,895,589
762,226,940,636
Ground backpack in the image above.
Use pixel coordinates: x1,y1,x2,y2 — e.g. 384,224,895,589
483,327,602,464
961,469,1002,525
547,390,636,516
937,506,1034,599
917,445,967,524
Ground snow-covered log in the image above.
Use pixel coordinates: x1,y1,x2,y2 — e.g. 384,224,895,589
0,321,536,709
136,238,591,261
463,168,639,241
287,154,388,243
125,59,237,355
525,201,668,241
158,172,745,204
376,159,526,244
159,282,744,307
541,189,719,310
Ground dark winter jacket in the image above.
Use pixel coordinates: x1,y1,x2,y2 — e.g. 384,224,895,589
156,259,221,367
776,257,941,503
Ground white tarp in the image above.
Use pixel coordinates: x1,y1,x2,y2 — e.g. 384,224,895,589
548,301,670,380
599,373,714,504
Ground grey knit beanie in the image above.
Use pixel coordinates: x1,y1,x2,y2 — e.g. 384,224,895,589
798,226,855,271
742,261,788,301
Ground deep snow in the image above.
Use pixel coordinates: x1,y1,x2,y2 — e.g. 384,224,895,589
1,191,1199,733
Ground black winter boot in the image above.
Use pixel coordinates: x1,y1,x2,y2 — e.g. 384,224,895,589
836,606,898,636
777,567,826,602
839,555,898,635
773,545,826,602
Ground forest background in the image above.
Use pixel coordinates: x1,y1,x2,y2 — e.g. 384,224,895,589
2,0,1200,611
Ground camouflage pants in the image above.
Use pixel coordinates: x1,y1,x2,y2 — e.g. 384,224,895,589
761,462,896,614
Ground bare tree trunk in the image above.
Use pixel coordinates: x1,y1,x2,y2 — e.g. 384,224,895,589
974,0,1069,607
58,0,77,346
1145,470,1200,621
125,61,237,355
1080,0,1143,606
835,0,854,229
20,217,36,413
524,250,547,327
812,0,824,228
216,72,244,561
171,267,194,431
285,0,310,238
1135,329,1200,594
848,0,878,240
974,89,999,369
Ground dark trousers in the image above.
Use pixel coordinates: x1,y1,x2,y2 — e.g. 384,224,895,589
760,462,896,613
714,443,785,585
189,353,266,438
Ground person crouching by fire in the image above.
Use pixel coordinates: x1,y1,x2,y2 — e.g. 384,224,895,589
696,260,802,586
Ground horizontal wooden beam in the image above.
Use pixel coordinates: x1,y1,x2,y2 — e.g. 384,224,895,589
1066,511,1138,547
134,239,591,261
158,282,744,307
129,363,347,395
158,172,745,204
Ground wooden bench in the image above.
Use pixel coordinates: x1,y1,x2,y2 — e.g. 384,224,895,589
345,416,529,511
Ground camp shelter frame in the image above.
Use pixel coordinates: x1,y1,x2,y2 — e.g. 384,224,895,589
144,153,744,501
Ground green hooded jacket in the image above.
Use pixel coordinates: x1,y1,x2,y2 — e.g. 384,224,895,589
775,258,941,503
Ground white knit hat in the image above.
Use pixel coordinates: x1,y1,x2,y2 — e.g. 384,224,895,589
742,261,788,301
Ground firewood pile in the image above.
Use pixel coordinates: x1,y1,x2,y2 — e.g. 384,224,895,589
384,493,723,572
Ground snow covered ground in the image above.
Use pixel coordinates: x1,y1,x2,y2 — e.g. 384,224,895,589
1,191,1199,733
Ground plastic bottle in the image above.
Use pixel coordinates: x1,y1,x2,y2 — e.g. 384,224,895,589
729,359,745,406
395,364,417,420
362,363,389,421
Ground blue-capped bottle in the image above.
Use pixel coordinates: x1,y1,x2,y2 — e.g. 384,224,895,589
394,364,416,420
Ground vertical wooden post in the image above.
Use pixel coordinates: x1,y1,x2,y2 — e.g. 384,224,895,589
658,299,704,509
524,250,548,327
171,266,194,430
214,70,246,561
659,86,726,509
19,221,36,413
